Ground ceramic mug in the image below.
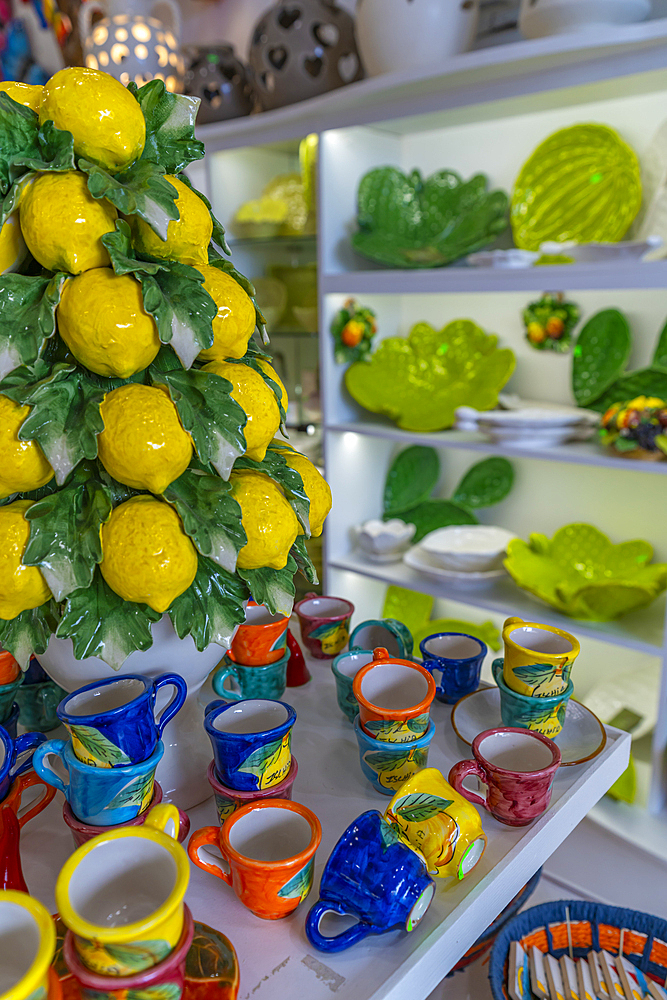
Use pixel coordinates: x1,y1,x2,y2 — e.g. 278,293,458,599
0,771,57,892
33,739,163,826
56,803,189,976
62,781,191,849
331,649,374,723
384,768,487,879
63,905,194,1000
1,702,19,739
0,725,46,803
0,650,19,684
0,889,56,1000
449,727,562,827
57,673,187,768
16,679,66,733
349,618,414,659
204,698,296,792
229,601,289,665
188,799,322,920
0,675,23,723
305,810,435,953
353,648,436,743
212,649,289,702
419,632,487,704
207,757,298,823
354,715,435,795
502,617,579,698
293,593,354,659
492,658,573,739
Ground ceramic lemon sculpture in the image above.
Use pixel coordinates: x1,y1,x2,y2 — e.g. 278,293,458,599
0,68,329,669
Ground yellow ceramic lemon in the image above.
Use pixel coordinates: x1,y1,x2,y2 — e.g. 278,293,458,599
20,171,117,274
0,500,52,619
256,359,287,412
202,361,280,462
39,67,145,172
57,268,160,378
196,266,256,362
100,496,197,612
98,385,193,495
0,395,54,499
280,447,331,537
0,212,28,274
131,176,211,266
0,81,43,111
229,469,299,570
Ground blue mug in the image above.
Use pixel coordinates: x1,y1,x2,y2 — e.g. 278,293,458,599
57,673,187,767
420,632,487,704
33,739,163,826
0,724,47,802
204,698,296,792
306,810,435,952
349,619,414,659
354,715,435,796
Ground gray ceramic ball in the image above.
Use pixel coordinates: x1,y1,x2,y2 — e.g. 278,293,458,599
184,46,254,123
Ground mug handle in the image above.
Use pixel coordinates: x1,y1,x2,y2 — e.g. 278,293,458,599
144,803,182,841
10,731,47,781
211,662,243,702
448,760,488,809
491,657,504,687
152,673,188,737
306,900,375,952
187,826,232,885
503,616,524,630
11,771,56,828
31,740,70,798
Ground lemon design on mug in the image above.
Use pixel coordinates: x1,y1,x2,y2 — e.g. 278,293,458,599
74,935,172,976
364,747,428,791
215,794,237,821
386,793,460,875
308,620,349,656
277,859,314,903
237,732,291,789
510,661,569,697
65,723,131,769
363,713,429,744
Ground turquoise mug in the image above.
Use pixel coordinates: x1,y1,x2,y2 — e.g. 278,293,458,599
349,619,413,659
0,676,23,724
331,650,374,723
492,658,573,740
212,649,289,702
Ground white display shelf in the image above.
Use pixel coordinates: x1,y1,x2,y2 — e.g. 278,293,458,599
23,662,629,1000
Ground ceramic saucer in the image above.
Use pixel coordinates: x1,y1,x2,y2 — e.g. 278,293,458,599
451,683,606,766
404,546,506,586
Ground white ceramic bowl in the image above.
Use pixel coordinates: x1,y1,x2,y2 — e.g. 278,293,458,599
353,519,416,562
420,525,516,572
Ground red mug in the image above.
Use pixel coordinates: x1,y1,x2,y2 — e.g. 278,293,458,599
448,727,561,827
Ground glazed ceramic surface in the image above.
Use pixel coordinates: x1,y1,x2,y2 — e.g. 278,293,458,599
33,739,163,827
207,758,298,824
212,650,289,703
294,594,354,659
384,768,486,879
305,810,435,953
0,890,56,1000
420,632,487,704
492,658,573,739
353,520,416,562
204,699,296,792
56,804,189,976
449,727,561,827
229,602,289,666
349,619,414,659
58,673,187,768
404,545,507,586
354,715,435,795
2,770,57,829
353,649,436,743
502,618,579,698
0,651,19,684
0,675,23,722
16,679,65,733
0,804,26,892
421,526,516,572
0,726,46,804
188,799,322,920
0,702,18,739
331,650,374,723
62,782,191,849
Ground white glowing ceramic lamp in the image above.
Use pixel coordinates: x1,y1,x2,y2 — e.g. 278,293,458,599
79,0,184,92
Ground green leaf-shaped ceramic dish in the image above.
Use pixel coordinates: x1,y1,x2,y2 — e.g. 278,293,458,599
352,167,509,268
345,320,516,431
504,523,667,621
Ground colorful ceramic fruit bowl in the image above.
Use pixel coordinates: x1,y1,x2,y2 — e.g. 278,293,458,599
504,524,667,621
599,396,667,461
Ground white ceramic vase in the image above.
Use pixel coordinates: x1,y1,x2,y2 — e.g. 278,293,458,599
355,0,479,78
38,616,226,810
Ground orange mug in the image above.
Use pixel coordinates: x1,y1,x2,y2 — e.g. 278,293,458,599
188,799,321,920
0,650,19,684
353,648,436,744
229,602,289,666
3,769,57,826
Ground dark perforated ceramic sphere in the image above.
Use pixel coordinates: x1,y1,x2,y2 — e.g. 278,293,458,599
184,45,254,123
248,0,364,112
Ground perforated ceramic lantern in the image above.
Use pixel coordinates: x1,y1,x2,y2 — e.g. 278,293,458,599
248,0,364,112
184,46,254,123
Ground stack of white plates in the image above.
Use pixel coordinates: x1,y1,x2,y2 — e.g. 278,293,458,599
457,401,598,448
403,525,517,587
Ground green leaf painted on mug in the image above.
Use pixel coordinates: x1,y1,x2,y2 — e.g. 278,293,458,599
277,859,314,901
127,983,183,1000
379,819,403,850
66,724,131,767
393,793,454,824
407,713,430,734
104,771,155,812
105,940,172,971
511,663,558,686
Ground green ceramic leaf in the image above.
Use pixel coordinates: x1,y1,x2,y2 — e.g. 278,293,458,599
379,818,403,849
407,713,430,733
394,793,454,823
102,220,167,277
0,600,59,668
66,724,130,766
382,586,434,639
588,368,667,414
56,571,162,669
452,457,514,510
238,736,284,778
0,273,66,379
290,536,319,586
413,617,501,652
11,118,76,178
168,555,247,652
162,470,246,573
22,475,111,600
141,263,215,369
237,555,297,618
652,317,667,373
511,664,558,685
127,985,182,1000
572,309,631,407
105,771,155,811
383,446,440,517
151,367,246,480
130,79,205,176
185,923,238,983
80,159,179,241
0,94,38,194
346,320,515,432
236,446,310,534
353,167,509,268
398,499,477,545
309,621,340,640
0,172,33,229
277,859,314,901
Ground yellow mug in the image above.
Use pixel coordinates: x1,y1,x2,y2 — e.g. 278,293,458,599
384,768,487,880
502,617,579,698
0,889,56,1000
55,804,189,977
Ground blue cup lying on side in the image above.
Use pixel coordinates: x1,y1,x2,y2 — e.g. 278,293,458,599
306,810,435,952
419,632,487,704
0,724,46,802
353,715,435,796
57,673,186,767
349,619,414,659
204,698,296,792
331,649,374,724
32,739,163,826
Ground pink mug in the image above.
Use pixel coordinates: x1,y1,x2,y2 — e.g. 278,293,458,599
448,727,561,827
293,593,354,660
